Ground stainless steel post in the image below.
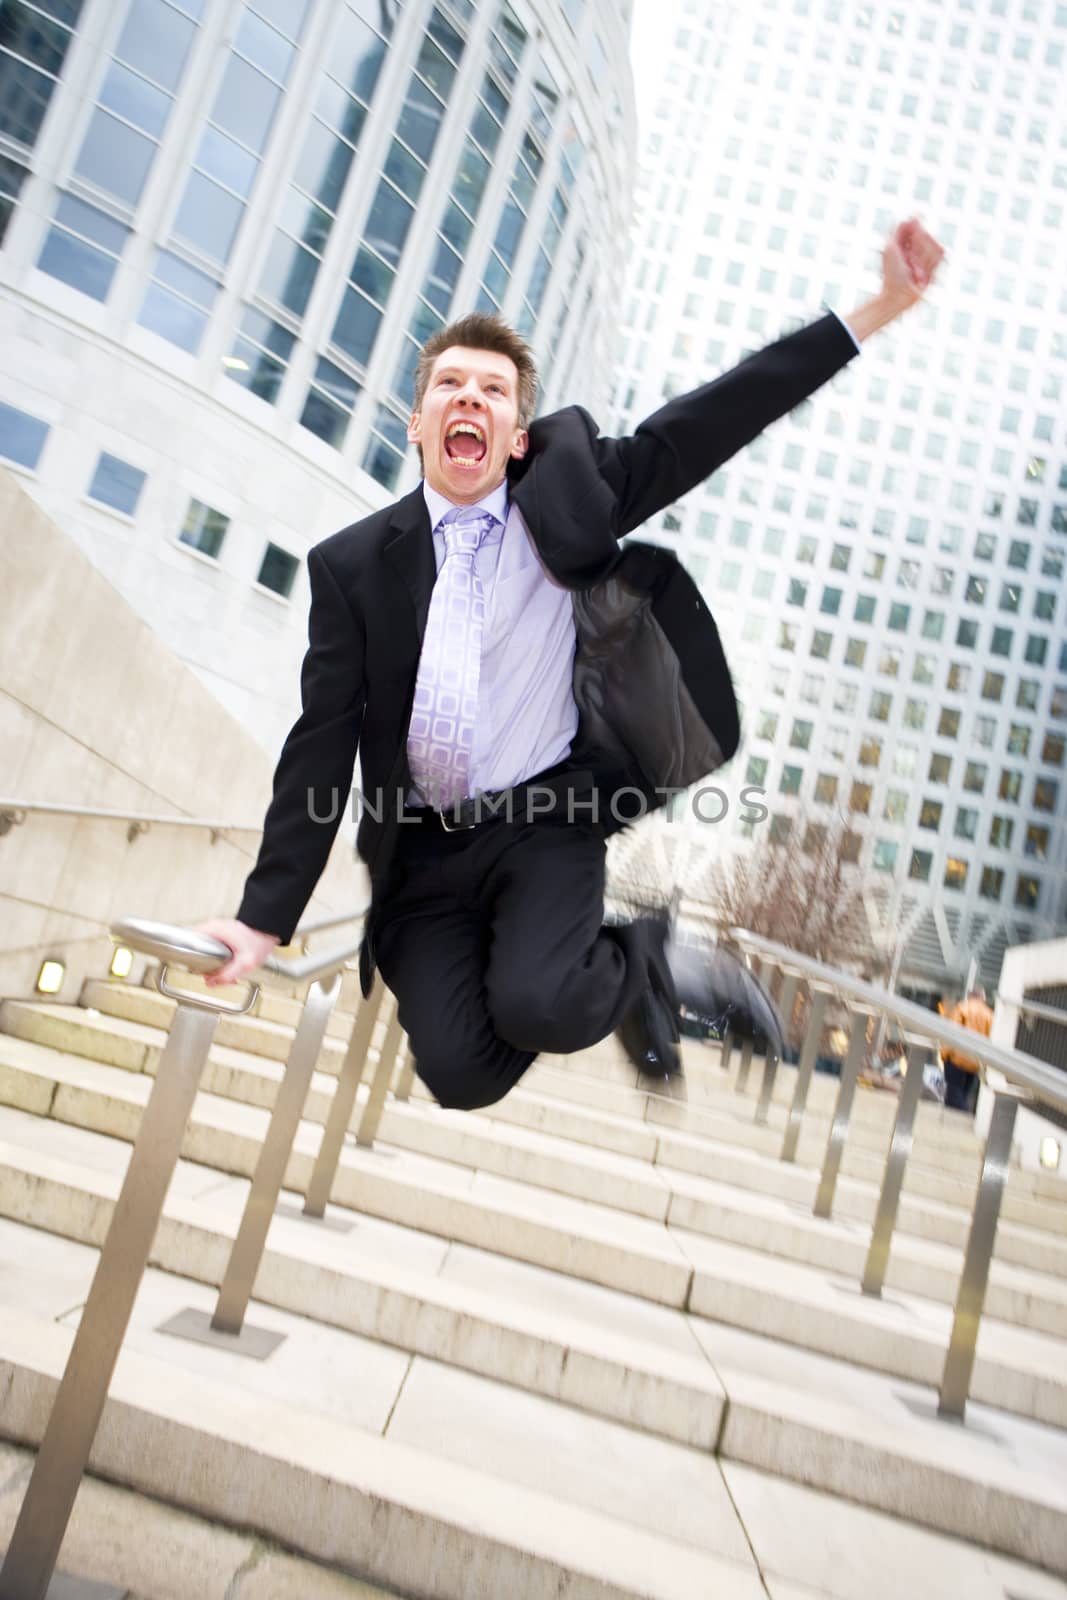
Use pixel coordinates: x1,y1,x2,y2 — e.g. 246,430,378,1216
303,976,384,1218
735,1034,755,1094
813,1010,870,1219
355,989,403,1146
938,1091,1020,1420
393,1043,416,1103
755,974,798,1126
861,1040,926,1296
781,988,828,1163
0,1002,221,1600
719,1026,734,1073
210,974,340,1340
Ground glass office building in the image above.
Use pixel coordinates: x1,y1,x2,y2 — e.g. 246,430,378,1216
612,0,1066,988
0,0,634,747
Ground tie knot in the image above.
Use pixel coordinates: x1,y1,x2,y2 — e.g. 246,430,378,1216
440,507,496,555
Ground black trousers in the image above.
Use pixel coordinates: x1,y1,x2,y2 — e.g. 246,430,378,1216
943,1061,978,1114
375,814,652,1111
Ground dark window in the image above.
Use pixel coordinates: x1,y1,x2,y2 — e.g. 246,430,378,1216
257,542,299,597
87,452,146,515
179,497,228,558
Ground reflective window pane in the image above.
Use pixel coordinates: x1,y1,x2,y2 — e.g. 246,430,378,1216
414,38,455,100
247,0,310,33
257,542,299,597
454,143,490,215
396,75,444,163
234,10,294,81
384,137,425,203
364,181,412,266
350,245,393,305
1,1,71,74
195,125,258,197
74,109,155,204
34,0,85,26
279,187,332,252
0,55,55,146
98,61,170,137
423,236,461,314
331,284,381,366
139,282,208,349
173,171,244,261
0,155,29,246
332,11,386,103
115,0,196,92
0,400,49,469
294,119,355,210
179,496,228,557
259,228,318,315
38,196,128,300
88,451,146,514
300,356,359,447
213,56,280,150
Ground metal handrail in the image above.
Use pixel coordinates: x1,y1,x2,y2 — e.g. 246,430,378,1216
0,913,388,1598
0,798,261,836
1001,994,1067,1029
725,924,1064,1425
728,928,1067,1116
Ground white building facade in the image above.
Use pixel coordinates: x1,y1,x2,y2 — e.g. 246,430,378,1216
0,0,634,750
613,0,1066,991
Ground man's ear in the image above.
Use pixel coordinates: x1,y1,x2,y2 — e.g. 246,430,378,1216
510,427,529,460
407,411,421,444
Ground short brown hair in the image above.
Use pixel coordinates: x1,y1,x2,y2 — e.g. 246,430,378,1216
413,312,538,428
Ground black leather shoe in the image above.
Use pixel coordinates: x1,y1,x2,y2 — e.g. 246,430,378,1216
616,990,682,1079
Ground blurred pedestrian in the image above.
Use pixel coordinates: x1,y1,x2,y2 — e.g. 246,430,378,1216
940,985,994,1114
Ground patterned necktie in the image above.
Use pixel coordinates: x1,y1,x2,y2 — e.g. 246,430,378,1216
407,507,496,811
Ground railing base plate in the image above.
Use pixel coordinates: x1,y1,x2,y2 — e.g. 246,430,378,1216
157,1307,285,1361
276,1199,356,1233
895,1393,1005,1444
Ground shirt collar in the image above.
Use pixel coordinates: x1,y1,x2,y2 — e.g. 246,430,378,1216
422,478,509,536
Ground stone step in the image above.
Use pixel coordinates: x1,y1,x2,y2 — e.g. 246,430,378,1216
0,1054,1065,1427
3,1011,1066,1314
0,1305,762,1600
0,1438,397,1600
0,1141,1065,1583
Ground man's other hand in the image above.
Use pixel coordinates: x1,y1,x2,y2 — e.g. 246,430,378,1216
196,917,280,986
881,217,945,308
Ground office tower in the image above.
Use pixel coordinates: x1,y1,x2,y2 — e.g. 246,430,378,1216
0,0,634,748
612,0,1065,988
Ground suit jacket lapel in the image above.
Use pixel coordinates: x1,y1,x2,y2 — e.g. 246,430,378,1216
383,484,435,641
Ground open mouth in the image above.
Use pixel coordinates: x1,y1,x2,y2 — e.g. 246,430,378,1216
444,420,487,466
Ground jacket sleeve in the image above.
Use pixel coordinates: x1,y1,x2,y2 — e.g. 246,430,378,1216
593,312,859,537
236,543,366,943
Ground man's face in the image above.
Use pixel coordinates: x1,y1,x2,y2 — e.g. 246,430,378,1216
408,345,528,504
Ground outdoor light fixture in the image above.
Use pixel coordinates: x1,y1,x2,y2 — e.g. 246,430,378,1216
35,959,65,995
109,945,134,979
1039,1136,1061,1171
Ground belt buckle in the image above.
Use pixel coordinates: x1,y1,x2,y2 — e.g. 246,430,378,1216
440,801,477,832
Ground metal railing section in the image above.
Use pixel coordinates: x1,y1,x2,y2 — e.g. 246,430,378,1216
0,797,263,844
0,911,406,1600
726,926,1067,1426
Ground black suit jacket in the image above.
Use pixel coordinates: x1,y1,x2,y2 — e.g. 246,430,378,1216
237,313,858,963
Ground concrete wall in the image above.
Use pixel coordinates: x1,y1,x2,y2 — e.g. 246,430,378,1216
984,935,1067,1178
0,468,366,1003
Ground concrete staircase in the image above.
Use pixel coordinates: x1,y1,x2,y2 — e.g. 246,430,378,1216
1,969,1066,1600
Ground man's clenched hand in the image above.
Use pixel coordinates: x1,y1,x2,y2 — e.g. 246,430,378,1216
196,917,280,986
842,217,946,344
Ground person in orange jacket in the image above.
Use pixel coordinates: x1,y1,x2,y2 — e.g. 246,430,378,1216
939,985,994,1113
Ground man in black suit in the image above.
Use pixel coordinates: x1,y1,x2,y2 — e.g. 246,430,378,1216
203,218,943,1110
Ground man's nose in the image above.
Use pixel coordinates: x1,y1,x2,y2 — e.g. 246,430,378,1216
456,385,485,407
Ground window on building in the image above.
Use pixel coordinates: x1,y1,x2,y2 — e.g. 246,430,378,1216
1025,824,1049,860
869,690,892,721
811,630,832,659
849,781,872,814
179,497,229,558
938,708,960,738
1015,874,1040,909
814,772,838,804
1007,724,1031,756
981,671,1005,701
1024,634,1048,665
909,849,932,881
1042,732,1065,766
928,753,952,783
903,698,926,730
0,401,49,470
844,638,867,668
955,807,978,841
944,856,968,891
821,585,842,614
979,866,1004,900
854,594,876,623
87,452,146,515
989,815,1014,849
858,736,882,768
790,719,813,750
956,619,979,648
918,799,942,829
872,839,898,872
1034,777,1058,812
257,542,299,597
999,769,1022,802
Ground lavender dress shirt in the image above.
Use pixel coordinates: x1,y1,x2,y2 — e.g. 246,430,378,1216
418,480,579,796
